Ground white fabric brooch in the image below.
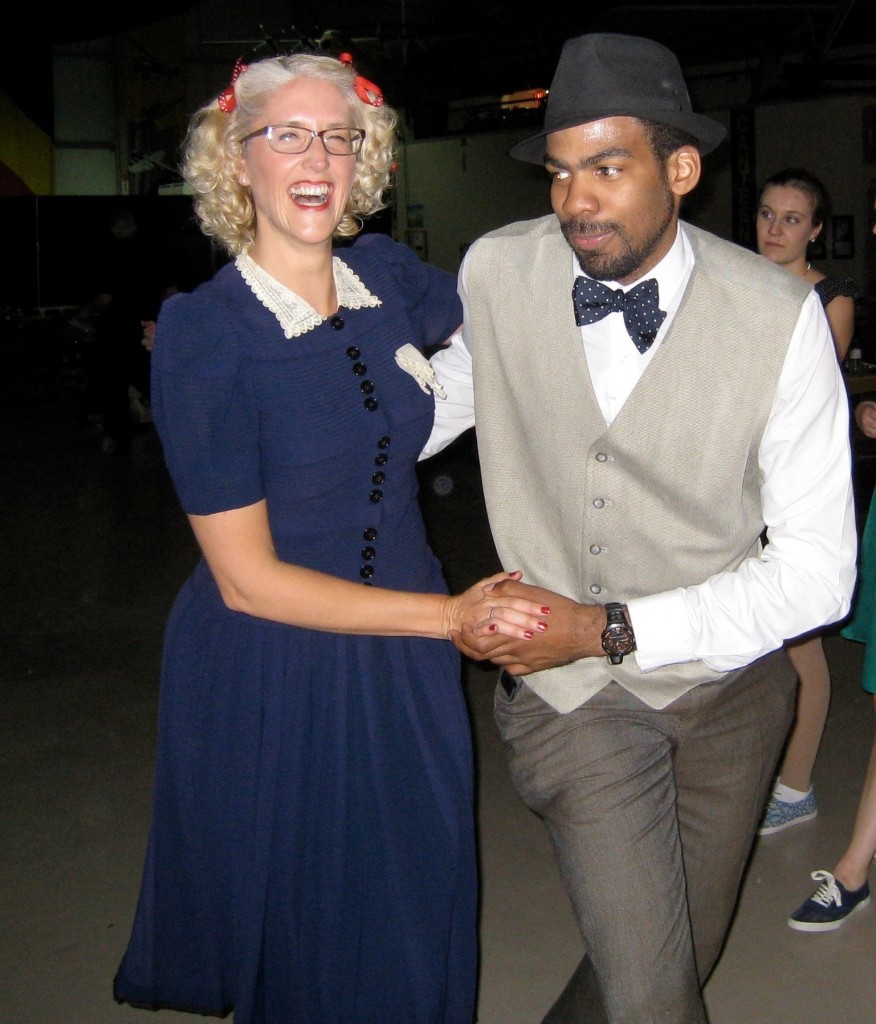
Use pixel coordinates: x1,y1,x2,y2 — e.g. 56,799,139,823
394,344,446,399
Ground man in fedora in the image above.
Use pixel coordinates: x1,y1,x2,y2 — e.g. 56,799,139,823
428,32,856,1023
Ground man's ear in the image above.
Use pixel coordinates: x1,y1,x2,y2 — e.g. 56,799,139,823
666,145,701,198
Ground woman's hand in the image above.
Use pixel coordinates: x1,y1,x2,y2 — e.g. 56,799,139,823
450,580,605,675
141,320,156,351
442,570,550,642
856,400,876,439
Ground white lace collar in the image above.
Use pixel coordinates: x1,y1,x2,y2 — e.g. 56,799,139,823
235,251,382,339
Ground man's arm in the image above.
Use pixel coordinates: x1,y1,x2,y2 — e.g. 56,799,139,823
419,332,475,461
632,291,855,672
453,292,857,675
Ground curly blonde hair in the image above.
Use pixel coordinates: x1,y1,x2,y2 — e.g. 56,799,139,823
182,54,399,255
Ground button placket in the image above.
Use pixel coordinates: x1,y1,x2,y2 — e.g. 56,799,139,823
589,450,614,592
346,340,389,584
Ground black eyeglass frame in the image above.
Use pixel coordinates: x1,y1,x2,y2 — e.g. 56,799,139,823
240,124,366,155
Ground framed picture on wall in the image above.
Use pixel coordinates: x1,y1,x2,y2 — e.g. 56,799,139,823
832,215,854,258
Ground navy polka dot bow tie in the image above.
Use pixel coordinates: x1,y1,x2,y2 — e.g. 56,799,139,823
572,276,667,353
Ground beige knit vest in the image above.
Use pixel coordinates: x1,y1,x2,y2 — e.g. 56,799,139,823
466,217,810,711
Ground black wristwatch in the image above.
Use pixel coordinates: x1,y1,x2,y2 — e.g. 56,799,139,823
600,602,636,665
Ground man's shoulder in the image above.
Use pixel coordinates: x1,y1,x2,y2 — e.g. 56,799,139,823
479,213,560,243
683,222,810,302
466,215,564,269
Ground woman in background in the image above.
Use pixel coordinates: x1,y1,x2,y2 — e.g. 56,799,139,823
756,168,858,836
785,196,876,931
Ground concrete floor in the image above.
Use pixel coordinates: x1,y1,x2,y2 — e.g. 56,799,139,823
3,384,876,1024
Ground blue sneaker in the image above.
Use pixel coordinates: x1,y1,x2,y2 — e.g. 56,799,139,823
788,870,871,932
757,788,817,835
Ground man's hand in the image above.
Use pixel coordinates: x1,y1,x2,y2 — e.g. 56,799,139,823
449,580,606,675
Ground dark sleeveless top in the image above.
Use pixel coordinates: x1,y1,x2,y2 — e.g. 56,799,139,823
814,276,859,308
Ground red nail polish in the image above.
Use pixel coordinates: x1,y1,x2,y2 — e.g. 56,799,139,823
488,623,498,632
524,630,534,639
537,621,548,632
541,606,551,615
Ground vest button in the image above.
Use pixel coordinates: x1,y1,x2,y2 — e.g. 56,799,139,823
593,498,605,509
595,452,608,463
590,584,602,594
589,544,602,555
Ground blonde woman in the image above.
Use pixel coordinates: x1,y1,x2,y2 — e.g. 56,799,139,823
113,53,546,1023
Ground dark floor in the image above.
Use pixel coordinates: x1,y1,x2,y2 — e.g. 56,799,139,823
2,375,876,1024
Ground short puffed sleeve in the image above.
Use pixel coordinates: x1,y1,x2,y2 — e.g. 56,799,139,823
150,287,264,516
348,234,462,348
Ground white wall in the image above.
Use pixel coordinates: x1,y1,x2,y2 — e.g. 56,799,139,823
394,97,875,299
53,40,119,196
395,127,553,272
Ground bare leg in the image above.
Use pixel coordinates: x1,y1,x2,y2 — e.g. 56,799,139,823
778,636,831,792
833,694,876,891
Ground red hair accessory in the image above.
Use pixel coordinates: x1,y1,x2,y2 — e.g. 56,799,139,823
338,52,384,107
218,58,248,113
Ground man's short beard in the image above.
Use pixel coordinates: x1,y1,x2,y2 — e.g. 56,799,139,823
561,189,675,282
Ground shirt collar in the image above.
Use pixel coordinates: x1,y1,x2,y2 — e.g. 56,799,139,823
570,223,693,314
235,251,382,339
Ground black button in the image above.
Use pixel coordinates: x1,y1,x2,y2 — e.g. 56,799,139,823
374,454,388,466
370,490,383,503
363,527,378,541
360,565,375,578
352,362,367,376
364,398,379,411
377,436,391,448
360,380,375,394
372,471,385,484
330,316,345,330
361,546,376,560
346,346,360,359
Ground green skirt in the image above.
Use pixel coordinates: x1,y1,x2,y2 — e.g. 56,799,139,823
841,493,876,694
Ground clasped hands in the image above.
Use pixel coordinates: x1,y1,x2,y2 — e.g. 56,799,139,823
451,576,607,676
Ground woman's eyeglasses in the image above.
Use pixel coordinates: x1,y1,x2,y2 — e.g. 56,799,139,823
241,125,366,156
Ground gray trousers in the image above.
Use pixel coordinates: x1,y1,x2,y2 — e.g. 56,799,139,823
494,651,796,1024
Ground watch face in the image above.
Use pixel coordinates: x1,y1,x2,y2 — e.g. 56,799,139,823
602,624,635,655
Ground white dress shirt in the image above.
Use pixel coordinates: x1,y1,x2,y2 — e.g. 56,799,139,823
424,224,857,673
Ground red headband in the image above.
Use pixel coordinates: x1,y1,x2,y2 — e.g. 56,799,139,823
218,58,248,113
338,52,384,107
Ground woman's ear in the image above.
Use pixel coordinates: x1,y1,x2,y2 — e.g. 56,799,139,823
236,154,250,188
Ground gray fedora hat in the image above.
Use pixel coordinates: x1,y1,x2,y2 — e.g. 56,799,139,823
510,33,727,164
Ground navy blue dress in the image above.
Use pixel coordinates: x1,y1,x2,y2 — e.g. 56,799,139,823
113,235,476,1024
